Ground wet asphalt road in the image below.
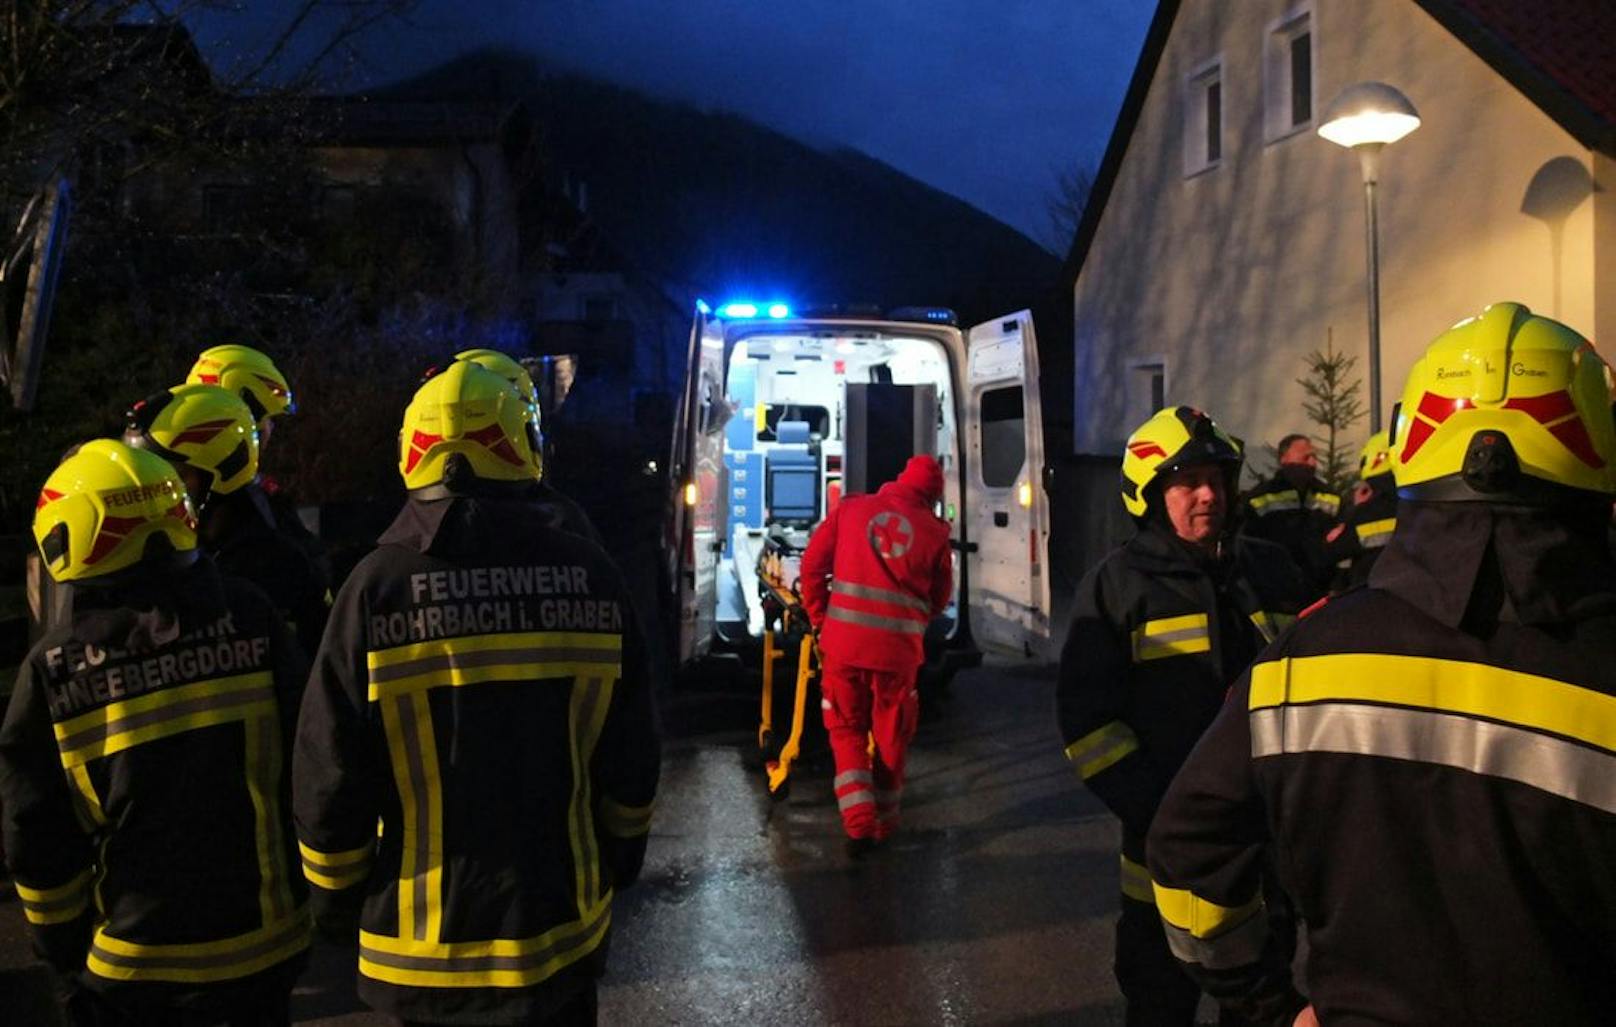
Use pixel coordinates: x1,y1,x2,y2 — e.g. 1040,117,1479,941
0,659,1145,1026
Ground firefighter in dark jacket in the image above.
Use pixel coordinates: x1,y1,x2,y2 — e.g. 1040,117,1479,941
1147,302,1616,1027
293,361,659,1027
1057,406,1309,1027
1239,434,1339,597
0,439,310,1025
1321,430,1397,589
187,344,334,601
798,454,953,855
125,383,329,656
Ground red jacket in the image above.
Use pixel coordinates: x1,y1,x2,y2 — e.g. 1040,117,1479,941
800,459,953,672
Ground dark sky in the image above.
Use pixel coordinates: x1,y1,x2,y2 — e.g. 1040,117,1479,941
194,1,1153,249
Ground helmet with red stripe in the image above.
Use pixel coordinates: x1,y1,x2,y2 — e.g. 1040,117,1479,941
186,345,294,431
33,439,198,583
124,384,260,501
1390,302,1616,503
1119,406,1243,518
399,360,540,493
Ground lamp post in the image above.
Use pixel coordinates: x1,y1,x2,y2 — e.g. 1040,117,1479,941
1318,82,1420,433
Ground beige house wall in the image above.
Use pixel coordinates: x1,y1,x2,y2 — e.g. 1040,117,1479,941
1073,0,1602,463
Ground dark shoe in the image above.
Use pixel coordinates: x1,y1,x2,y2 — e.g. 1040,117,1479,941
845,836,879,860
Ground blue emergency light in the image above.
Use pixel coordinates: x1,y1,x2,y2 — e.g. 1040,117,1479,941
716,300,791,320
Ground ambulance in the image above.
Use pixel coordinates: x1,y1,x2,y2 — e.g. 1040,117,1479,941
663,301,1052,679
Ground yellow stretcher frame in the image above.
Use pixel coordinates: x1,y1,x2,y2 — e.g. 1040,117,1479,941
759,628,817,796
756,561,818,798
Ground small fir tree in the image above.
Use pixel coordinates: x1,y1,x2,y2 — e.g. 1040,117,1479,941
1296,332,1366,494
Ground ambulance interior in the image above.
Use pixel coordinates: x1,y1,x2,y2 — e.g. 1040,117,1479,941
715,330,958,640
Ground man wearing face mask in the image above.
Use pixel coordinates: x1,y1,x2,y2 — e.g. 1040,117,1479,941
1239,434,1340,597
1057,407,1309,1027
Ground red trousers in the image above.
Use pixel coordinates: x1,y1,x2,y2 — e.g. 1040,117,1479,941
819,654,919,841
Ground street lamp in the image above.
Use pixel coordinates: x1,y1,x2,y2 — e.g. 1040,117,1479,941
1318,81,1420,433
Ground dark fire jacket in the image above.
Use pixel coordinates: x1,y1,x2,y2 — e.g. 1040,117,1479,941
1147,502,1616,1026
293,495,660,1025
0,556,309,1004
1057,524,1309,897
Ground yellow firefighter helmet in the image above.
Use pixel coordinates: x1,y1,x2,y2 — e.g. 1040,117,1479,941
33,439,198,583
1390,302,1616,501
1119,406,1243,518
399,360,540,491
124,384,260,499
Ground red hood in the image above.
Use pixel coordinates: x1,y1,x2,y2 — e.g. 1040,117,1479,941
895,454,943,504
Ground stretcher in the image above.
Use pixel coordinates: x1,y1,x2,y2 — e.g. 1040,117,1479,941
755,539,818,798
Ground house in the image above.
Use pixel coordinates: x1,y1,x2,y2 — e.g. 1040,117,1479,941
1061,0,1616,571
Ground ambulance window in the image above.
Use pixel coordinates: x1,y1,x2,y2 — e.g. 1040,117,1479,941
979,386,1025,488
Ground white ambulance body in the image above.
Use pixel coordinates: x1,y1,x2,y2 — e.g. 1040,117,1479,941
664,302,1053,672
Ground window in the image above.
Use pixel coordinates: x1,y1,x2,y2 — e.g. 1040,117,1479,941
1129,359,1168,428
1265,8,1313,140
978,386,1025,488
1184,60,1223,175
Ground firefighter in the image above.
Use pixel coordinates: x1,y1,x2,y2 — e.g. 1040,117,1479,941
124,383,329,656
798,454,952,857
1057,406,1308,1027
0,439,310,1025
186,343,333,593
1146,303,1616,1025
1321,430,1397,589
292,360,659,1026
451,347,603,545
1239,434,1340,597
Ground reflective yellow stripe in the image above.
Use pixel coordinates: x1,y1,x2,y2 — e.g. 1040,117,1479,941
1309,492,1341,515
244,713,294,925
1355,517,1396,548
570,678,613,907
367,631,622,700
86,907,310,984
1119,854,1154,904
1152,882,1263,939
1248,490,1299,514
16,868,94,925
1248,654,1616,752
1132,613,1210,662
53,672,274,766
598,796,654,838
380,691,446,943
358,897,611,989
1064,721,1140,780
70,764,107,829
1248,611,1296,645
299,841,373,891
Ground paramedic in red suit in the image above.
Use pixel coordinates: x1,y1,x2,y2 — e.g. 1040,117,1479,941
799,455,953,856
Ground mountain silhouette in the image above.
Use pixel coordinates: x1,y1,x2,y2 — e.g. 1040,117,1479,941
372,50,1060,324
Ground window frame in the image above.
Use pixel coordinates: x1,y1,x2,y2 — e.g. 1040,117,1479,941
1183,56,1224,177
1263,5,1314,143
1128,356,1169,426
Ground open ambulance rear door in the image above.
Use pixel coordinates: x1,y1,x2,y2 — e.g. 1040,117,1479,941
665,310,729,664
961,310,1051,656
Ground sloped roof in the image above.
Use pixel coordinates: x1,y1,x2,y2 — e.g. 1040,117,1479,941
1062,0,1616,289
1420,0,1616,152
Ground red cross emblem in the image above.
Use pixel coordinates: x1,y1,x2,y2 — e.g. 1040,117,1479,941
869,511,913,559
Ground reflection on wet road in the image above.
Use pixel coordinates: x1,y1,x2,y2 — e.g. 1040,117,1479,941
604,661,1129,1026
